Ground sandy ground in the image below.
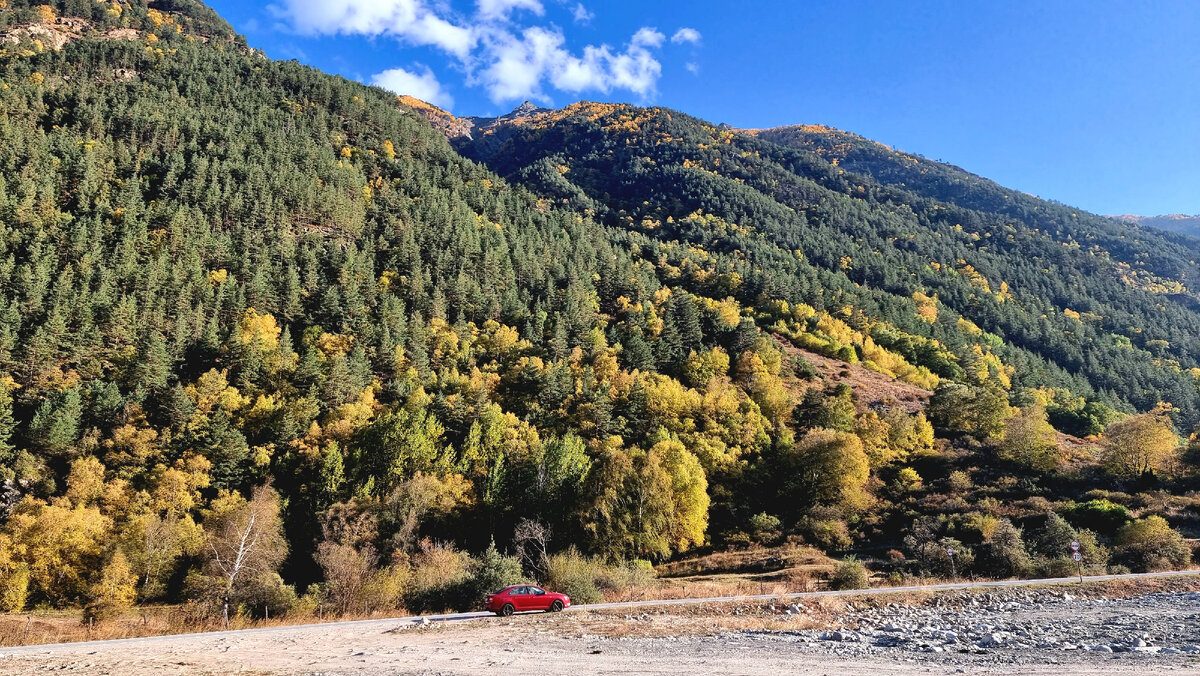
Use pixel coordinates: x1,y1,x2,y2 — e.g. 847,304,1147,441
3,605,1200,676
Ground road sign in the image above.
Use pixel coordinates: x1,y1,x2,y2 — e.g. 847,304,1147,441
1070,541,1080,551
1073,552,1082,562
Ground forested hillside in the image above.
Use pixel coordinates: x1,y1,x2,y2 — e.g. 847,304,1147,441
0,0,1196,623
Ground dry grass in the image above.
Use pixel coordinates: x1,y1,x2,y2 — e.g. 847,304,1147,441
656,544,835,578
0,605,417,648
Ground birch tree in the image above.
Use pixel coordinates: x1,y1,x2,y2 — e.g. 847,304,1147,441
203,485,287,624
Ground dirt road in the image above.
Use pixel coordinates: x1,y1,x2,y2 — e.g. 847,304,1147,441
3,572,1200,675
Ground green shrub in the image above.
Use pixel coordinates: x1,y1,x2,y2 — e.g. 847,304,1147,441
1062,499,1131,535
829,556,870,590
466,541,526,602
1114,516,1191,572
543,549,603,604
978,519,1032,578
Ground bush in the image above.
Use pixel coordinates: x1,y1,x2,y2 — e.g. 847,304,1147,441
543,549,603,604
748,512,782,545
799,516,851,551
829,556,870,590
1037,556,1077,578
402,540,473,613
1031,512,1077,559
83,552,137,622
978,519,1032,578
1062,499,1131,535
235,573,299,619
1114,516,1191,572
466,541,526,602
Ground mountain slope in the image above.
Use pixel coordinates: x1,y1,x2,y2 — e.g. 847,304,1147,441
0,0,1196,619
438,102,1200,424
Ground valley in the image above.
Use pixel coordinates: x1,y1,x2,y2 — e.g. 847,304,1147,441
0,1,1199,666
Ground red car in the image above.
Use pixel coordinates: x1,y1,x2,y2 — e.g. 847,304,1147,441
485,585,571,616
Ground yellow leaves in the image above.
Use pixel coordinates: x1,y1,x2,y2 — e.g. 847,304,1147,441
382,139,396,159
88,550,137,617
478,319,521,357
956,262,993,293
323,386,378,442
65,456,106,508
187,369,248,414
28,72,44,85
3,498,112,605
839,255,853,270
704,296,743,329
36,4,55,23
956,316,983,336
340,146,353,158
316,332,354,357
362,184,373,201
103,408,161,475
146,33,158,43
1063,308,1082,322
912,291,938,323
207,268,228,285
238,308,281,350
149,455,212,513
378,269,398,292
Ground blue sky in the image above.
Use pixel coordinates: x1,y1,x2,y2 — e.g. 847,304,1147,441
210,0,1200,216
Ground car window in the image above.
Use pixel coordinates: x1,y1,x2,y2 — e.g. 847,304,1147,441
532,587,546,595
512,587,526,595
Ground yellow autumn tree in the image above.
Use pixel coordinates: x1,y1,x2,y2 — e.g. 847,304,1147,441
0,533,29,612
649,438,709,553
4,498,112,605
238,308,281,350
84,551,137,620
1101,411,1180,478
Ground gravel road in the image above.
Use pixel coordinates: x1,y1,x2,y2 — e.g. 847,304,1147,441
4,579,1200,674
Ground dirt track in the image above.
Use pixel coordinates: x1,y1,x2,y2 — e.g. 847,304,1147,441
5,590,1200,676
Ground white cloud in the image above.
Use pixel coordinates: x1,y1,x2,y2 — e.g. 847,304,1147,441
632,27,664,48
685,61,699,75
477,26,665,103
572,3,593,25
372,65,455,109
273,0,474,58
477,0,544,20
671,27,701,45
273,1,694,106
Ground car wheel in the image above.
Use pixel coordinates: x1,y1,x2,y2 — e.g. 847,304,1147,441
500,603,514,617
549,600,563,612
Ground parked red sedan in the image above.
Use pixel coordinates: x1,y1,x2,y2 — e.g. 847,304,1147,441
485,585,571,616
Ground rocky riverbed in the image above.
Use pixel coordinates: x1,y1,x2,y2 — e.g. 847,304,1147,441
589,588,1200,672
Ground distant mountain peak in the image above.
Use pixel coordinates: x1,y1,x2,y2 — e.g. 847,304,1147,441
1111,214,1200,237
510,101,542,117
